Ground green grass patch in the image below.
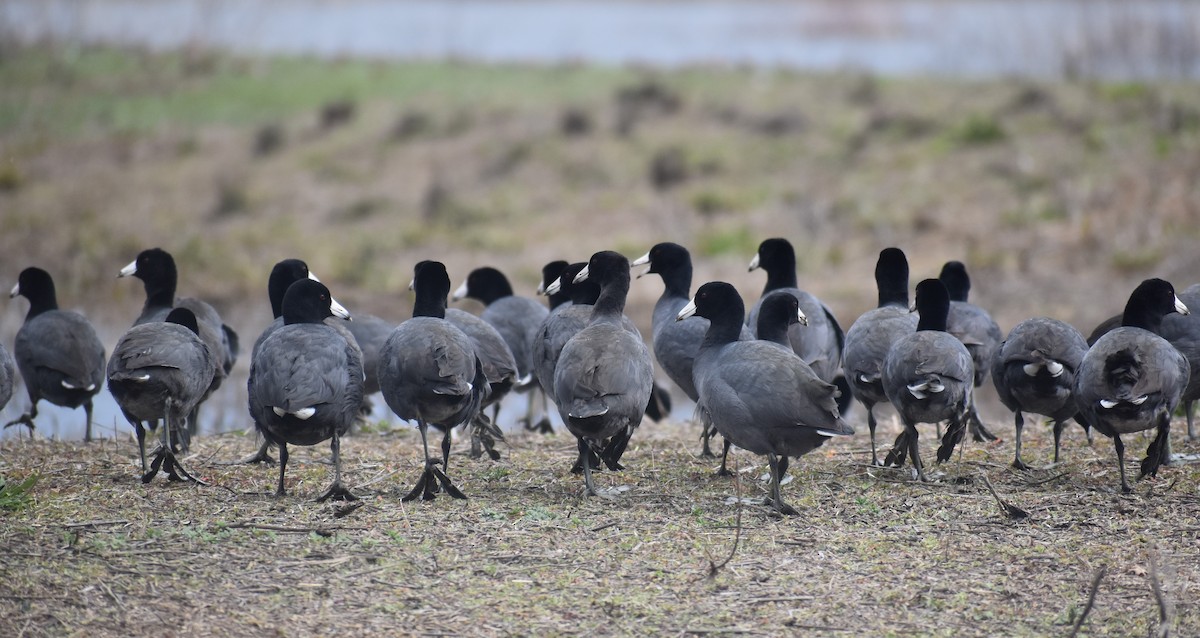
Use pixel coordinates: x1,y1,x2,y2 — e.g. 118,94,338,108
0,474,38,511
0,45,640,138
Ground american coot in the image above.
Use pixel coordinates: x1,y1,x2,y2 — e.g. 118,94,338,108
0,344,14,415
756,291,808,347
538,261,656,472
119,248,239,449
108,308,218,482
417,261,516,461
1089,283,1200,441
881,279,975,481
632,242,752,462
453,266,551,431
241,259,359,465
680,282,852,515
6,267,106,440
379,261,487,501
553,251,654,496
1075,279,1190,493
938,261,1001,443
249,279,362,501
746,238,849,412
538,260,572,311
992,317,1090,469
842,248,918,466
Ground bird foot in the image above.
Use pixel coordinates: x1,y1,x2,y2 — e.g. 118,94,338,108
969,420,1000,443
1011,458,1031,472
716,466,734,477
528,416,554,435
229,449,277,466
3,415,35,434
315,481,359,502
766,499,799,517
402,461,466,502
142,446,206,485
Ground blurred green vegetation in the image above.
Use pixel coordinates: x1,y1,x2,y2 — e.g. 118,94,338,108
1,44,1199,337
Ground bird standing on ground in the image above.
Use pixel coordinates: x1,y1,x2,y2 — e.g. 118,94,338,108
746,238,850,413
553,251,653,496
680,282,852,515
7,267,106,441
248,279,362,500
108,308,218,482
1090,282,1200,443
991,317,1089,469
632,242,751,467
1075,279,1189,493
119,248,238,449
842,248,918,466
379,261,487,501
881,279,975,481
938,261,1001,443
418,262,516,462
454,266,551,433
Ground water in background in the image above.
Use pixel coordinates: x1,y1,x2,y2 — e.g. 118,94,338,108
2,0,1198,79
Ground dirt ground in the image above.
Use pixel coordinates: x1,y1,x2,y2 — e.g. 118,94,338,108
2,411,1198,637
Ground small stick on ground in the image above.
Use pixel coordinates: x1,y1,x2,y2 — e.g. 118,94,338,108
980,474,1029,519
706,456,742,579
1069,565,1107,638
1147,545,1175,638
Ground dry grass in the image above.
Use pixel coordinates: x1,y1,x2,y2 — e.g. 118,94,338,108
2,414,1199,637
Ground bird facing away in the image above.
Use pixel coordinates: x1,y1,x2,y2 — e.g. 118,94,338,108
249,279,362,501
538,260,665,473
938,261,1002,443
379,261,488,502
108,308,218,483
241,259,363,465
553,251,653,496
119,248,239,449
991,317,1089,469
453,266,551,431
679,281,853,516
842,247,918,466
7,267,106,441
881,279,975,481
632,242,752,462
1075,279,1190,493
417,261,517,462
1089,282,1200,442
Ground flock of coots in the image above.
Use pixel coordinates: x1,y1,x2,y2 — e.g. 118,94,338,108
1,240,1195,515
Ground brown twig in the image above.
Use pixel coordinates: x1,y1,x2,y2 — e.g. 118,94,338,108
1068,565,1106,638
1025,471,1071,486
980,474,1029,519
707,456,742,579
226,521,340,536
1147,546,1174,638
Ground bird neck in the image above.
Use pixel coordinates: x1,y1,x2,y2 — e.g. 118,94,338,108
916,307,948,332
659,261,692,300
762,265,797,294
590,274,629,321
1121,302,1165,334
702,303,747,347
756,315,791,347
